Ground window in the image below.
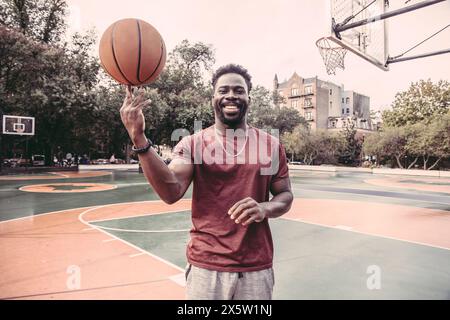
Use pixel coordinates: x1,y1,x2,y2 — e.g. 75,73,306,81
291,88,299,96
346,97,350,104
342,108,344,114
346,108,350,114
329,89,332,95
342,98,344,103
304,86,312,94
330,101,332,108
304,98,312,107
291,100,298,108
305,112,313,120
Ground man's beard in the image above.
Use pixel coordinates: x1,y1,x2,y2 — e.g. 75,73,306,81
214,99,248,127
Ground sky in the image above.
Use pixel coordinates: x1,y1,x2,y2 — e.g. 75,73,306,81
66,0,450,111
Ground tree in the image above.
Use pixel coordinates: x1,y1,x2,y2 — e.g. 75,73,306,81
282,126,313,164
314,129,345,165
405,122,430,169
363,126,410,168
0,25,100,164
339,118,363,166
383,79,450,127
249,85,305,135
365,116,450,170
0,0,68,44
422,113,450,170
282,126,343,165
362,131,383,165
148,39,215,145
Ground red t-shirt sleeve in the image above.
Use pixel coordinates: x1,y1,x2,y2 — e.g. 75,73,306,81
271,143,289,183
171,135,193,164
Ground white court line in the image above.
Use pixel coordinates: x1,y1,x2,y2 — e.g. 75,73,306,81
129,252,146,258
116,182,150,187
0,205,101,224
169,273,186,287
0,199,190,225
2,199,189,286
102,238,117,243
88,208,191,223
335,225,353,231
282,217,450,251
292,186,450,206
52,173,71,178
91,225,190,233
78,205,184,272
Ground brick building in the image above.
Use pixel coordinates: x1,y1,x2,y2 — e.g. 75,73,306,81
273,73,373,132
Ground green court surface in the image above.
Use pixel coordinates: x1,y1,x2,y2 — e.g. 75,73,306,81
91,209,450,299
1,169,450,299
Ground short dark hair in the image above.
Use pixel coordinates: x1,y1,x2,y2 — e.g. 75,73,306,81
211,64,252,93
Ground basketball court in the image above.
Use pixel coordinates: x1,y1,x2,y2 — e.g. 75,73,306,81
1,168,449,299
1,0,449,301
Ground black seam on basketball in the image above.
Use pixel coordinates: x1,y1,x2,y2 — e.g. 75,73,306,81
111,22,134,85
142,39,165,84
137,20,142,83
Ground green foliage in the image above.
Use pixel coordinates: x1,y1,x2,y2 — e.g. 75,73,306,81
366,89,450,169
282,126,344,165
147,39,215,145
366,126,410,168
249,86,306,135
368,79,450,169
0,0,68,44
382,79,450,127
0,24,100,163
404,113,450,169
338,119,363,166
2,7,367,167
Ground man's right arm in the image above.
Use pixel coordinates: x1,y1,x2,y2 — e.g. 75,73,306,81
120,87,193,204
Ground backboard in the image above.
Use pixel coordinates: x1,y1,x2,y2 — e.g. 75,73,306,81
2,115,35,136
318,0,450,74
327,0,389,71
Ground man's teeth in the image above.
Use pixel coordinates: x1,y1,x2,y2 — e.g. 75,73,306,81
224,105,238,110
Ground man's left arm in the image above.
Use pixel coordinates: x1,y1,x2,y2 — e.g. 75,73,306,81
228,177,293,226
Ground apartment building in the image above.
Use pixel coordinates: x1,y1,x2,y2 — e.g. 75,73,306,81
274,73,373,132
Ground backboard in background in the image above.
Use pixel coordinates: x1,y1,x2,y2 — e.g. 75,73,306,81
329,0,389,71
2,115,35,136
317,0,450,74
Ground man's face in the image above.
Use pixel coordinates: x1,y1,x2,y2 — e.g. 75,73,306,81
212,73,250,127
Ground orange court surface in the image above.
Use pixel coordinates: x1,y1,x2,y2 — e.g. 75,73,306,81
1,169,449,299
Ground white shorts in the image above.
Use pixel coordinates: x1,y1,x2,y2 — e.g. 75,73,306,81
185,264,274,300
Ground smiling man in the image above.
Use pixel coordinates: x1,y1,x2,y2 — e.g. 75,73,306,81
120,64,293,300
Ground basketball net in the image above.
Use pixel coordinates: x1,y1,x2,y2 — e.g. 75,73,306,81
316,37,347,75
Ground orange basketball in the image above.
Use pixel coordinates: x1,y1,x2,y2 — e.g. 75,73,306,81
99,18,166,86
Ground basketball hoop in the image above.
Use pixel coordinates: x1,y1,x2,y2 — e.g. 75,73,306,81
2,115,35,136
316,37,348,75
14,122,25,134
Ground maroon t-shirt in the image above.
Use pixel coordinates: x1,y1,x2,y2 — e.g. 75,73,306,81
172,125,289,272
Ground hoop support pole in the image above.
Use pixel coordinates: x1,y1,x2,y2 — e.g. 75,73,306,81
387,48,450,64
335,0,446,33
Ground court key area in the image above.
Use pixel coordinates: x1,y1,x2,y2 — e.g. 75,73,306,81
1,168,449,299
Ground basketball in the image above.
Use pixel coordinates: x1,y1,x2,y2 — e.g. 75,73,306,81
99,18,166,86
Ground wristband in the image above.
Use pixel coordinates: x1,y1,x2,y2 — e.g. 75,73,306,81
131,139,153,154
